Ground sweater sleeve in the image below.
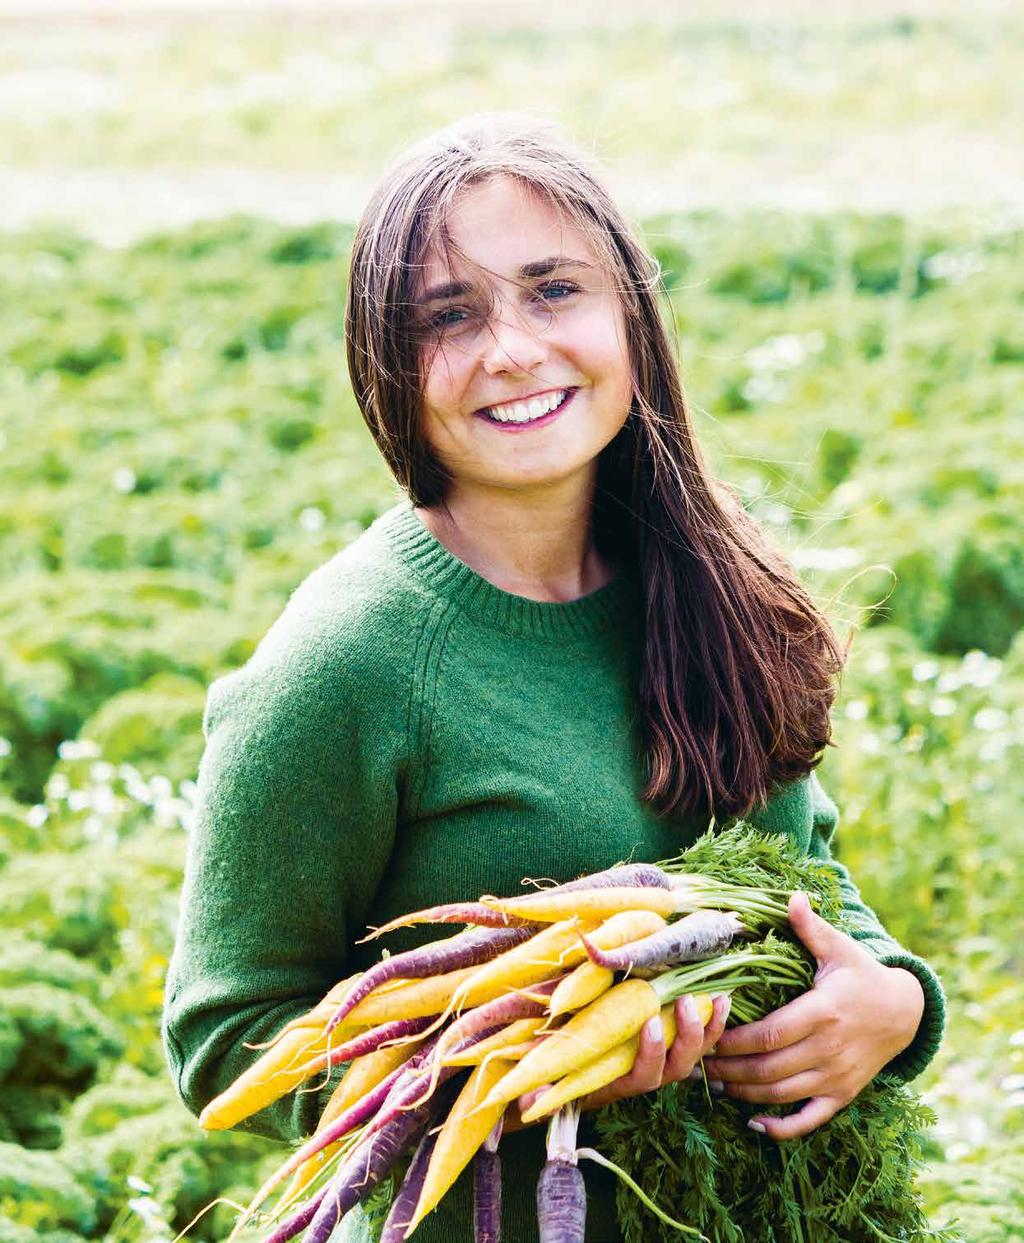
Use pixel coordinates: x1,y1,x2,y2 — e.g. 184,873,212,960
161,604,405,1142
749,772,946,1084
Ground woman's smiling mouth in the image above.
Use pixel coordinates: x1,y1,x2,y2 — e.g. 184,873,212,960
476,387,578,430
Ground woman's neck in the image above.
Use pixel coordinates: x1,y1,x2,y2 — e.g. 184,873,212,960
414,483,615,604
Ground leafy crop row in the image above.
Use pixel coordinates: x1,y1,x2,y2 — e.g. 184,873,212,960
0,209,1021,1239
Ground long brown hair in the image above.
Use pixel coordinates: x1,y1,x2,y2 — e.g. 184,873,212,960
345,112,845,822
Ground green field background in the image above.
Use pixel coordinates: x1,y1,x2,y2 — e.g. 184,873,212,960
1,4,1022,1240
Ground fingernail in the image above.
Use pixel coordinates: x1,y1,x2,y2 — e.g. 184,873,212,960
686,1066,703,1081
714,993,732,1022
645,1016,663,1044
683,994,699,1022
709,1079,725,1095
748,1119,767,1134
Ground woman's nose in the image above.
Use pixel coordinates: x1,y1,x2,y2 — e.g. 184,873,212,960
479,307,549,376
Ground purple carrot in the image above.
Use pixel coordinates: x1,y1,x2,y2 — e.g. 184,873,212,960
358,866,666,944
261,1189,325,1243
537,1104,586,1243
378,1079,460,1243
366,1025,505,1128
581,910,744,972
537,1161,587,1243
358,903,535,942
302,1017,436,1074
378,1126,441,1243
234,1060,412,1236
327,925,537,1033
421,979,560,1100
473,1118,503,1243
302,1091,435,1243
545,862,670,893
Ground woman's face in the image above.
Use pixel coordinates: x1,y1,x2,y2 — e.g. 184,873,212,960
413,176,634,502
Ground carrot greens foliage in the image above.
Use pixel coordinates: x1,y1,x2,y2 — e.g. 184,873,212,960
595,828,955,1243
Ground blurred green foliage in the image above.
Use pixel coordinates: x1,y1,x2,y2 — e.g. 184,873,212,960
0,206,1020,1239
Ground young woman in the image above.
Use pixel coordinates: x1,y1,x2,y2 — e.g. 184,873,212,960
163,114,945,1242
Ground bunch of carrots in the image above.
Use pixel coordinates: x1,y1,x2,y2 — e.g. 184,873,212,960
197,857,817,1243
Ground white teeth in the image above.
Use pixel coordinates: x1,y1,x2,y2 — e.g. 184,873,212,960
487,389,567,423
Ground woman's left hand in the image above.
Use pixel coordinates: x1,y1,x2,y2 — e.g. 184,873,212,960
514,992,733,1126
702,891,926,1141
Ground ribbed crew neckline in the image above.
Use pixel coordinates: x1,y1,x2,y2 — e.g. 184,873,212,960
375,498,637,641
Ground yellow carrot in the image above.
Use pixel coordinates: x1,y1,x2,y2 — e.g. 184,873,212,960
548,961,614,1017
343,964,480,1024
474,978,662,1112
405,1057,514,1234
547,910,667,1017
479,886,678,923
520,995,714,1122
442,1017,547,1066
479,1038,544,1064
451,919,595,1009
199,1024,335,1131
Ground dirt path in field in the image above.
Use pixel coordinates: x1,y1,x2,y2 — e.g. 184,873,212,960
3,134,1023,248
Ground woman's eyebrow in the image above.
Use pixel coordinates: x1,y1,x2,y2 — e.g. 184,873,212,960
417,255,594,305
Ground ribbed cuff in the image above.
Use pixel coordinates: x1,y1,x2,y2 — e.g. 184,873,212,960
866,943,947,1083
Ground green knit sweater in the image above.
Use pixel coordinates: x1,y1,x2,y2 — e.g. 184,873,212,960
162,497,945,1243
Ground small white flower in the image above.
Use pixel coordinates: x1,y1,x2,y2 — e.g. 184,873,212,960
961,650,1002,688
741,373,787,403
922,248,986,284
299,505,326,533
68,790,91,813
127,1196,165,1226
973,707,1009,732
912,660,940,683
979,736,1009,763
930,697,957,717
26,804,48,828
47,773,70,799
114,467,137,494
126,777,154,806
83,814,104,840
756,501,791,527
90,784,117,815
149,775,173,801
127,1174,153,1194
844,700,869,721
745,333,807,371
90,760,115,782
0,736,12,758
58,739,101,761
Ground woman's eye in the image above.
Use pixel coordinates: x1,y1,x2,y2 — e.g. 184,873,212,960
429,307,468,329
536,280,579,302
